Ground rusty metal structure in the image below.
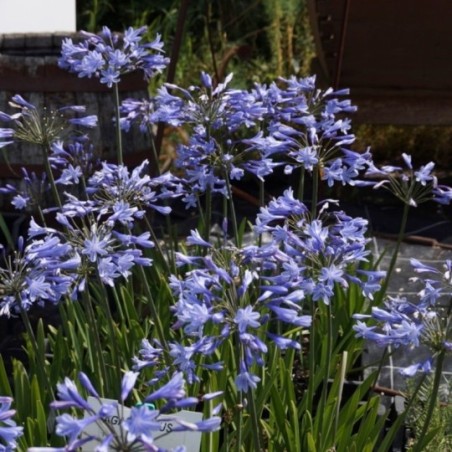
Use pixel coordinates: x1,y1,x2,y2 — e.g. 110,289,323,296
308,0,452,124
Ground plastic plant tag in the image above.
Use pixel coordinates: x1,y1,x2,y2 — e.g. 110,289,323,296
81,397,203,451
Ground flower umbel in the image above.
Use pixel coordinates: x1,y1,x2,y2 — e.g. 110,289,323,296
47,371,221,451
59,26,169,87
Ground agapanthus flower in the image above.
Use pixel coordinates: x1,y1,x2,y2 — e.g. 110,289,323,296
40,214,152,290
165,233,314,391
47,370,221,451
400,359,432,377
0,94,97,150
152,73,279,206
85,159,181,217
243,77,373,187
119,97,156,133
366,153,438,207
59,26,169,87
50,139,99,187
0,168,49,212
353,257,452,375
252,188,383,306
432,184,452,205
0,396,23,450
5,161,185,296
0,233,74,317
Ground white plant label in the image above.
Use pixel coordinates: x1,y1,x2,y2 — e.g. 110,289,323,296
0,0,76,34
81,397,203,451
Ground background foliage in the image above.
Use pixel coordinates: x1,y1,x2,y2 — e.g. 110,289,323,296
76,0,315,87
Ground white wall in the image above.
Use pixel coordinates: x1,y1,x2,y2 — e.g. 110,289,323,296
0,0,76,33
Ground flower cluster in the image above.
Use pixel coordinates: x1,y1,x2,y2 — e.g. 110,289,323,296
0,168,49,212
353,257,452,376
365,153,438,207
59,26,169,87
252,188,383,305
50,139,98,187
23,370,220,451
47,371,221,451
168,240,268,391
134,187,383,392
244,77,372,186
0,159,182,317
0,233,73,317
119,72,372,210
0,94,97,150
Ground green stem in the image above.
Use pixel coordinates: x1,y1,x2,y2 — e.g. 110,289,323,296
19,307,55,402
43,146,62,209
204,188,212,244
113,83,123,165
258,179,265,247
143,215,171,274
310,167,319,218
235,340,244,452
111,285,126,321
224,174,239,247
137,265,170,355
236,394,243,452
319,302,333,445
247,388,262,451
334,350,348,442
306,300,316,414
97,279,122,387
259,178,265,208
82,288,108,396
37,206,47,225
147,125,161,177
377,200,410,301
412,350,446,452
297,167,305,201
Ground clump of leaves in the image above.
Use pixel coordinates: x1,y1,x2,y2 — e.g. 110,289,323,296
405,375,452,451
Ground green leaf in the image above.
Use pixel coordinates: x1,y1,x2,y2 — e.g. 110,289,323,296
289,399,301,450
0,212,14,249
352,396,387,450
49,327,66,383
0,356,12,395
301,411,314,450
270,383,293,449
306,431,317,452
30,376,48,445
413,426,443,451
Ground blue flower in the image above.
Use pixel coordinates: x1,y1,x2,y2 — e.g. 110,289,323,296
54,414,98,445
11,194,29,210
82,226,112,262
253,191,382,308
366,154,438,207
0,95,98,150
120,371,139,402
59,26,169,86
49,370,220,450
400,359,432,377
235,364,260,393
234,306,261,333
241,77,371,187
0,397,23,450
123,405,160,443
186,229,213,248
